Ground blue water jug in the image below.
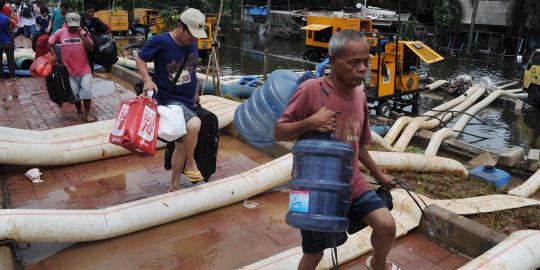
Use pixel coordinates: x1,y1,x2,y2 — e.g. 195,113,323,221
234,70,301,148
469,165,510,189
285,133,354,233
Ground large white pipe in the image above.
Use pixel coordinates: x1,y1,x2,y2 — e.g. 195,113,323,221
459,230,540,270
392,86,486,152
369,130,394,151
426,79,448,91
384,86,479,146
0,154,293,242
0,96,238,165
508,169,540,198
425,89,527,156
0,151,469,242
366,151,468,177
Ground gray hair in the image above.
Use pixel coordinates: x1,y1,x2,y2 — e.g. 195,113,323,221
328,30,366,58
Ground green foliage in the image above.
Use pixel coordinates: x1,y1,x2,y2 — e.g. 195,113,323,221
159,8,180,32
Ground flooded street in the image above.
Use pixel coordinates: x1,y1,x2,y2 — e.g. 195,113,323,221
215,30,540,153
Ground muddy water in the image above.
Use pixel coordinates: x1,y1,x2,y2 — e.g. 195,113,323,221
213,30,536,154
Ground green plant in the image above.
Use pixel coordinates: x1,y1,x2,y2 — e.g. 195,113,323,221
159,8,180,33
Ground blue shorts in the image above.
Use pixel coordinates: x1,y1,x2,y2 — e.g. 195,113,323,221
69,73,93,102
300,190,387,254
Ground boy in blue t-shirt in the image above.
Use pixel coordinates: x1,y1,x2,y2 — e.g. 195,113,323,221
0,3,15,80
135,8,208,191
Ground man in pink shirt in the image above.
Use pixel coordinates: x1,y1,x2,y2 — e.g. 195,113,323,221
48,12,95,122
275,30,399,270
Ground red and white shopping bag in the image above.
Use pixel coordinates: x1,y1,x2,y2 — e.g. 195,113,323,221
109,96,160,157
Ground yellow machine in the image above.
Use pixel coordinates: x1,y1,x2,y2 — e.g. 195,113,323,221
301,15,376,62
521,49,540,106
133,8,164,34
95,10,129,34
302,15,445,116
367,37,444,116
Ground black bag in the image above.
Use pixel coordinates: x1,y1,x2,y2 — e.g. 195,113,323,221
92,33,118,71
45,64,74,107
346,186,393,235
21,4,34,19
163,105,219,182
192,106,219,181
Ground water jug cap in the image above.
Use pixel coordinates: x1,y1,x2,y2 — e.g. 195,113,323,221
482,165,496,173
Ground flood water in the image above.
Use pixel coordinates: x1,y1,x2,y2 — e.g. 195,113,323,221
215,30,540,153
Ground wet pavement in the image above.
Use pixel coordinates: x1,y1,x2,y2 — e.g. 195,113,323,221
0,74,132,130
0,76,473,269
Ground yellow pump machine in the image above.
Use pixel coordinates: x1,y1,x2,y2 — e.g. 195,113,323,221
301,15,444,116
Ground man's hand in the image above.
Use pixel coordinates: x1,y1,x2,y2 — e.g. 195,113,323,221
308,107,337,133
143,78,158,96
375,172,396,190
78,28,87,37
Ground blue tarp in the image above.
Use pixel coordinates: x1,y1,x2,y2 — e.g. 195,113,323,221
246,7,267,16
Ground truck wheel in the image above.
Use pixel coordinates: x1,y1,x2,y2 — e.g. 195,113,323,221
306,50,321,62
411,94,420,115
376,101,392,118
527,85,540,107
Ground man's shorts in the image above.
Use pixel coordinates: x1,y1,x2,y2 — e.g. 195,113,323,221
300,190,387,254
69,73,93,102
159,99,197,124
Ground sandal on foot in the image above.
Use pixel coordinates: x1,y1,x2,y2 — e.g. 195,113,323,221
183,169,204,183
365,256,401,270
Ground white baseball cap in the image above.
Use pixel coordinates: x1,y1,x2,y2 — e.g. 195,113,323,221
180,8,207,39
66,12,81,27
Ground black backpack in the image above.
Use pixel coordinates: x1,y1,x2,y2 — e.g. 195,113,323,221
92,33,118,71
45,64,74,107
163,105,219,182
21,4,34,19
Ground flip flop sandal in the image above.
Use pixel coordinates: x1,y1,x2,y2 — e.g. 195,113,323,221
183,169,204,184
365,256,401,270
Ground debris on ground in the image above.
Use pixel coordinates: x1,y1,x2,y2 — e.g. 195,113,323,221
448,75,473,96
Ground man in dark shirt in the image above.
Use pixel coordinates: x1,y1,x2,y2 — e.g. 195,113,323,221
135,8,208,191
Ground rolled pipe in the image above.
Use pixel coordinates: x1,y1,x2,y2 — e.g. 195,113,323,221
425,89,527,156
392,86,486,152
497,80,519,90
15,57,33,70
458,230,540,270
365,151,468,177
508,169,540,198
0,96,238,166
384,86,479,146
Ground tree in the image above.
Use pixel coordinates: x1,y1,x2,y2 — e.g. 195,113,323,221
508,0,540,38
465,0,479,56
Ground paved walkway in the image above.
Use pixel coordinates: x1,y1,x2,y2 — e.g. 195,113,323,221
1,77,470,269
0,75,130,130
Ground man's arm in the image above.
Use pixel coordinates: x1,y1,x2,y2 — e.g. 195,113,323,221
135,55,157,94
275,107,337,142
48,34,57,60
358,144,394,186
